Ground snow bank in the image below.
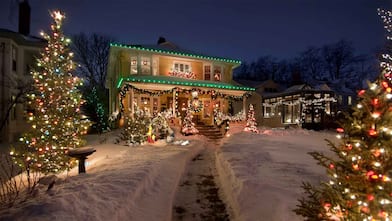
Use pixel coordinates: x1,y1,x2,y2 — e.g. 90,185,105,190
216,128,338,221
0,134,204,221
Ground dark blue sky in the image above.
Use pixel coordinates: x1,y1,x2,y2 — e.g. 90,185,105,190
1,0,391,62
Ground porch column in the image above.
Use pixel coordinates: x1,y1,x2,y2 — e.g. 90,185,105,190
243,95,247,114
130,88,134,116
172,88,176,117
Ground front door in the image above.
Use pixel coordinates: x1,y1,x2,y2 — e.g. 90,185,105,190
178,97,188,120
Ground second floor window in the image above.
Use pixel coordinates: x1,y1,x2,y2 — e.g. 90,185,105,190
213,65,222,81
170,61,195,79
141,57,151,74
130,56,137,74
174,62,190,72
204,65,211,80
12,46,17,72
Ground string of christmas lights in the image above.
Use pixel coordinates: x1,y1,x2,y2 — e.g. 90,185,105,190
10,11,91,174
295,8,392,221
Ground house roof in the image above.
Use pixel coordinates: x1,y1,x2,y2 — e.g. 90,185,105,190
117,75,255,91
263,83,333,99
0,28,46,47
110,42,241,65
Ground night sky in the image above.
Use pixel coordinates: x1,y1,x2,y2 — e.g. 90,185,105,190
1,0,391,62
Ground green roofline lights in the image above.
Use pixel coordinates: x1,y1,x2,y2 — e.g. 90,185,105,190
116,77,255,91
110,42,241,65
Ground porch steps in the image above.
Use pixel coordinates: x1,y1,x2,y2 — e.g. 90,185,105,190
195,124,225,140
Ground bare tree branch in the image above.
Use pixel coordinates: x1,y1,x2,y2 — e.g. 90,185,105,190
71,33,113,88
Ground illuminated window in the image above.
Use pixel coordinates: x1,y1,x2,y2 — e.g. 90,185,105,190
152,57,158,76
347,96,352,105
141,57,151,74
213,65,222,81
174,62,190,72
130,56,138,74
204,65,211,80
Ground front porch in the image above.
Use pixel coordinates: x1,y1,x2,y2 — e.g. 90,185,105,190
115,75,254,127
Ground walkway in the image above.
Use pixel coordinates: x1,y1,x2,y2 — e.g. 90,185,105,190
172,143,230,221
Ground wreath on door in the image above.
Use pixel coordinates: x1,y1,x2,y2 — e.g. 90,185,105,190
189,98,203,112
189,90,203,112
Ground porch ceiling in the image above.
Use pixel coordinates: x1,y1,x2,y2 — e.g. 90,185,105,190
117,75,255,96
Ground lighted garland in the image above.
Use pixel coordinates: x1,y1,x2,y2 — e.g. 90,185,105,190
262,97,337,108
118,83,249,113
168,70,196,79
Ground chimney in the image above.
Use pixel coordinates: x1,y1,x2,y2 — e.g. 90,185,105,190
18,0,31,36
157,36,166,45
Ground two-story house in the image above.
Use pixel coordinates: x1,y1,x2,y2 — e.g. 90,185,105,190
106,38,255,126
0,1,46,142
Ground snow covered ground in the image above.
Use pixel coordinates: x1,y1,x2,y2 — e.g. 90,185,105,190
216,125,338,221
0,126,339,221
0,131,205,221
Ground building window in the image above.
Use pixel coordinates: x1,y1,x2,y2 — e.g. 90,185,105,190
130,56,138,74
213,65,222,81
338,95,343,105
204,65,211,80
12,46,17,72
152,57,158,76
174,62,190,72
141,57,151,74
169,61,194,79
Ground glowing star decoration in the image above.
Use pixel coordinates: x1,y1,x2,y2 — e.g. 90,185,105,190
52,11,64,21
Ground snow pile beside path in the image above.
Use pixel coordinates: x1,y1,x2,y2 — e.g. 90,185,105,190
0,138,204,221
216,128,338,221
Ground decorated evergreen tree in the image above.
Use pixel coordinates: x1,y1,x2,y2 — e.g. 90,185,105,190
294,9,392,220
11,11,91,174
151,113,170,139
244,104,259,133
181,102,199,135
85,86,108,133
119,106,151,145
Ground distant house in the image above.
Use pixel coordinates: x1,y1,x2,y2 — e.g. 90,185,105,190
0,1,46,142
261,83,337,129
105,38,255,127
328,82,356,113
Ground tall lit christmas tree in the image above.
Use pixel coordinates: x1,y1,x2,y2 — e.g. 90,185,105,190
243,104,259,133
295,9,392,220
11,11,90,174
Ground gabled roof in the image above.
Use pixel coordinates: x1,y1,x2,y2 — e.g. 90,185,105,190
117,75,255,91
110,42,241,65
284,84,313,93
263,83,334,99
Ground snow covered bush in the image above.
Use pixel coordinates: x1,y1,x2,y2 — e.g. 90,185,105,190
151,113,170,140
181,105,198,135
119,107,151,145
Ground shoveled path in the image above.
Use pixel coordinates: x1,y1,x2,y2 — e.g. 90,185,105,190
172,142,230,221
